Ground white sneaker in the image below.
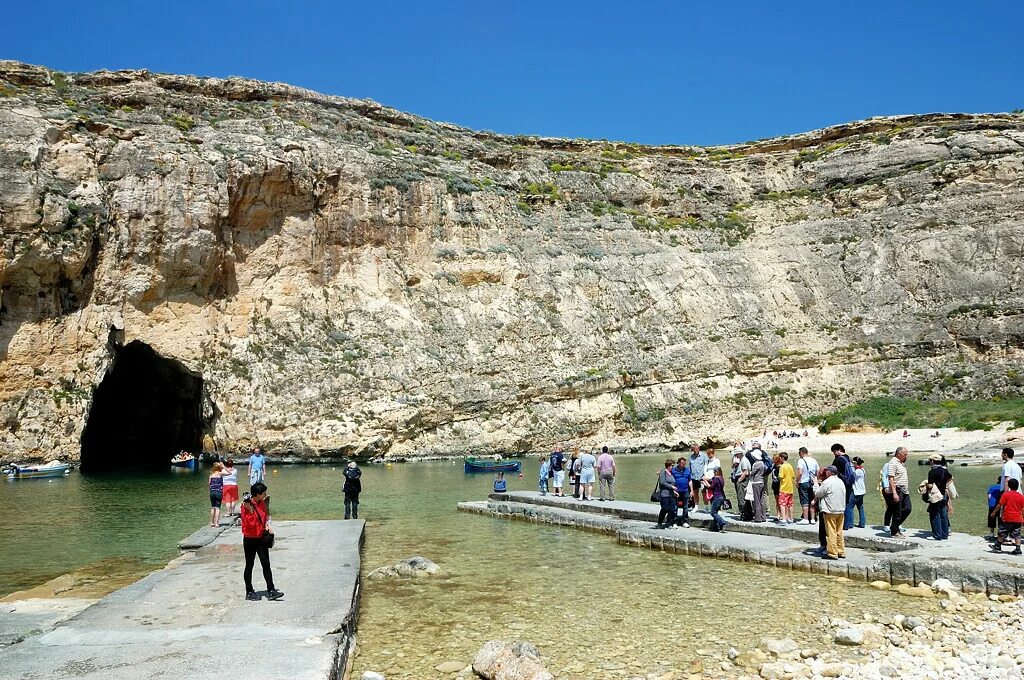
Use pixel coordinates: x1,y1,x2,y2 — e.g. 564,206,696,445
682,523,691,528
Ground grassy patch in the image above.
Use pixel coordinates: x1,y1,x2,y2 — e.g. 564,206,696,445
808,397,1024,434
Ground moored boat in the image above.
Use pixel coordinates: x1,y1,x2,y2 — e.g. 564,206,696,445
6,461,71,480
463,456,521,473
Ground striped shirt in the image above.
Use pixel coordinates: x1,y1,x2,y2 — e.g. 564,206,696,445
888,459,909,492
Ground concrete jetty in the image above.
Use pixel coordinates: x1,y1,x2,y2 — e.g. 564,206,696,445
0,519,364,680
460,491,1024,596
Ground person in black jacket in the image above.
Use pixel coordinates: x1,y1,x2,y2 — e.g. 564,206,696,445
343,462,362,519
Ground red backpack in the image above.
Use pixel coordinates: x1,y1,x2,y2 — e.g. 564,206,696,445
241,501,267,538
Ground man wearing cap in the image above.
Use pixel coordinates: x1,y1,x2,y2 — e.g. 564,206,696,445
926,454,953,540
887,447,911,537
748,442,768,523
814,465,847,559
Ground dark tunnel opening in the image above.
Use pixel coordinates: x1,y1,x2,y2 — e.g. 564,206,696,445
80,340,206,473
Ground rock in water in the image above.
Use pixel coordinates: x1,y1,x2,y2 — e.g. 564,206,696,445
833,627,864,646
761,637,799,656
472,641,553,680
367,556,441,580
434,661,466,673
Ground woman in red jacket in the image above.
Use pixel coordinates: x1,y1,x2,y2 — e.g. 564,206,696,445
240,482,283,601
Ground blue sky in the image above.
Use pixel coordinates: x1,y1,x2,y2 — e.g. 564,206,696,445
5,1,1022,145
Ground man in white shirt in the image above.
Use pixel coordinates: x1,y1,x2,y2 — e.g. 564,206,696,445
796,447,819,524
814,466,847,559
1001,448,1021,492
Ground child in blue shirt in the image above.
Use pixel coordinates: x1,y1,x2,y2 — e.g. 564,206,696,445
988,476,1002,535
538,456,550,495
493,471,507,493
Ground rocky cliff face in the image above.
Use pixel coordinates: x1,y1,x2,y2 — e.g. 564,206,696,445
1,61,1022,463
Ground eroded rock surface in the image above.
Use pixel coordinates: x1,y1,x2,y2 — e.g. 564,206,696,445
1,60,1023,462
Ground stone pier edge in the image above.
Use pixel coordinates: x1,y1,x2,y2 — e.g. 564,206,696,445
457,500,1024,598
331,532,363,680
181,521,365,680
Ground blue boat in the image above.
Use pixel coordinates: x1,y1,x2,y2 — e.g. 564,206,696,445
170,453,197,470
463,456,521,474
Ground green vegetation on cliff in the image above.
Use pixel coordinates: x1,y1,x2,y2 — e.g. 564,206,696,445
810,397,1024,434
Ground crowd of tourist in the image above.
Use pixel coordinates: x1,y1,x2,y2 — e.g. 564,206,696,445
527,441,1024,560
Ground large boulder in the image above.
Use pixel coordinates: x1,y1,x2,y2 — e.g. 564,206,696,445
472,641,553,680
367,556,441,580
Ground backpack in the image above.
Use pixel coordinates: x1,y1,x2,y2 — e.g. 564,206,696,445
838,455,855,488
761,452,775,478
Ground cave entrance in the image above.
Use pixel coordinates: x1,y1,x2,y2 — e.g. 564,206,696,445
80,340,206,473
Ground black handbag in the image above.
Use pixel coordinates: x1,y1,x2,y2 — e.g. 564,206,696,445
650,473,662,503
254,504,275,549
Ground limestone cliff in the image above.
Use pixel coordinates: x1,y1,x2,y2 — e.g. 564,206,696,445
1,61,1022,464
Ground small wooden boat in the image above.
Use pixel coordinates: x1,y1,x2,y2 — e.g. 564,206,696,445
170,453,197,470
464,456,521,473
6,461,71,480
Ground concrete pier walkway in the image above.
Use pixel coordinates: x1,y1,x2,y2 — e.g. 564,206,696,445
460,491,1024,596
1,519,364,680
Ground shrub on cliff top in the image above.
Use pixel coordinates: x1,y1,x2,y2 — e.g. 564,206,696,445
809,396,1024,434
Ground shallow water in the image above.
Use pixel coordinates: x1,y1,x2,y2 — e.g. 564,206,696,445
0,451,988,676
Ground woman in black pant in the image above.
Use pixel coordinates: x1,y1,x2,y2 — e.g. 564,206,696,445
655,459,679,529
241,482,283,601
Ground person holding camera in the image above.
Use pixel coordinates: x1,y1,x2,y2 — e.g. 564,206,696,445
240,482,283,601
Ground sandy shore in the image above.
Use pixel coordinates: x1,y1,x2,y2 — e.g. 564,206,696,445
743,423,1024,463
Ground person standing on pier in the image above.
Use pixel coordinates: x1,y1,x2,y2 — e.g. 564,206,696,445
815,465,847,559
830,443,856,530
343,462,362,519
539,455,551,495
579,448,597,501
748,447,767,523
688,444,708,511
777,452,795,524
222,459,240,517
248,447,267,486
209,462,225,527
708,467,728,532
654,459,679,529
925,454,953,540
1000,448,1021,493
992,478,1024,555
887,447,911,537
597,446,616,501
703,448,721,508
851,457,867,529
241,482,283,601
797,447,818,525
671,457,691,527
549,448,566,497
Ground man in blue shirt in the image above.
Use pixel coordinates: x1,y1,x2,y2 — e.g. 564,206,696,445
248,448,266,486
671,457,692,527
988,475,1002,536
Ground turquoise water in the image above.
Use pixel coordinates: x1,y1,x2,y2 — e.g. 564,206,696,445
0,453,995,596
0,452,981,677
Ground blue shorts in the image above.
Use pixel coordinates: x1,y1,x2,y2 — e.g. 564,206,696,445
210,492,223,508
580,469,595,484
